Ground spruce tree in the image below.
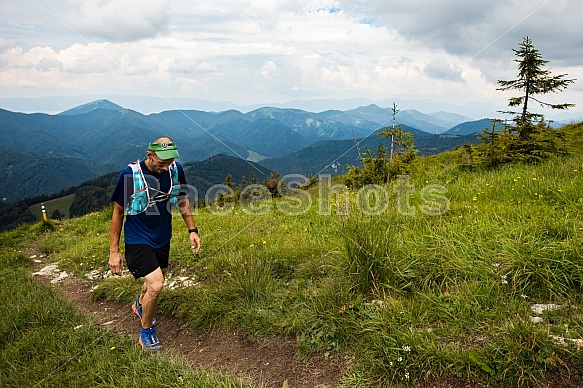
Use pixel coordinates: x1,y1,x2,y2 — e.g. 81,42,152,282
497,36,575,139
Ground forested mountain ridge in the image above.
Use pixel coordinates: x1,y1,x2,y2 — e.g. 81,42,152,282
0,100,488,204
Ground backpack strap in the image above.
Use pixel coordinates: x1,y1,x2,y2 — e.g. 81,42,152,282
125,160,151,215
129,160,147,193
168,161,181,205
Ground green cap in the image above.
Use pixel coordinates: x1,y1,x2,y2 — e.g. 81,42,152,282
148,141,180,160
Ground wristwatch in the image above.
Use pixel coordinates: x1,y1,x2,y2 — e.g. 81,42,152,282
188,227,199,234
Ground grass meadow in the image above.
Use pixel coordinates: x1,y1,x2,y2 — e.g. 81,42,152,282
3,122,583,387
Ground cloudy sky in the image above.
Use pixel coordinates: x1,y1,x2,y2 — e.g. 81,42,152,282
1,0,582,118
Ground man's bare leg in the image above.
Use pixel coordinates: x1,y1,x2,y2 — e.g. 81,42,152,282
140,267,165,329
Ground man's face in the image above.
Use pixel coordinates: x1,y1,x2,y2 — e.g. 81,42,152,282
148,152,174,174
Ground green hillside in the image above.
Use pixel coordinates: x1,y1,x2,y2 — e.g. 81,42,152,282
28,194,75,220
3,122,583,386
18,154,271,225
0,146,115,202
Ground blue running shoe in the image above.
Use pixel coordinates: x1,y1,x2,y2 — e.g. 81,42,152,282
139,326,162,351
132,296,157,327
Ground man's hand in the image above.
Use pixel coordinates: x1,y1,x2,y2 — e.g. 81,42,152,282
109,202,125,275
109,251,124,275
190,232,201,254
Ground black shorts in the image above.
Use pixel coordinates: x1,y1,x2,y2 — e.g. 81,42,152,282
125,243,170,279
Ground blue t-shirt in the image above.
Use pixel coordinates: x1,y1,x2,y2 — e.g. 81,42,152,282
110,160,188,247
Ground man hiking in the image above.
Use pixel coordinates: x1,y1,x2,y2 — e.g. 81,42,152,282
109,136,201,350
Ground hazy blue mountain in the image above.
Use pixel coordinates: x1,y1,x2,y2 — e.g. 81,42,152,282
393,110,453,134
318,104,471,135
325,104,392,126
258,137,366,176
58,99,124,115
148,109,249,138
183,154,271,199
0,99,485,203
0,107,303,167
209,118,312,157
444,118,493,135
427,111,473,127
0,108,165,164
259,131,480,177
245,106,374,140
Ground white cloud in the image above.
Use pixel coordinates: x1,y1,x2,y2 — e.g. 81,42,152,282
63,0,172,42
424,58,464,83
261,60,278,76
349,0,583,63
0,0,580,117
37,58,63,72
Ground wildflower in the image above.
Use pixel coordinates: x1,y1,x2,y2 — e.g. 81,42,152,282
338,305,346,314
521,294,528,299
405,372,410,379
262,240,266,245
501,275,508,285
492,263,500,268
403,345,411,352
472,196,478,201
398,357,403,362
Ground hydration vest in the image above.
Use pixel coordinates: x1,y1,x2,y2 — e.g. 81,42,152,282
125,160,181,215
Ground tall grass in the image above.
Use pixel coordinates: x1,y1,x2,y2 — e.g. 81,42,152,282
339,144,583,385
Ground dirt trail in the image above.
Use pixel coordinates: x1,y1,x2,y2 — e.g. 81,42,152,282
30,249,348,388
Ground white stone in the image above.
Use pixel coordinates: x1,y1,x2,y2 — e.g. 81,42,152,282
33,264,59,276
531,303,562,315
50,271,69,284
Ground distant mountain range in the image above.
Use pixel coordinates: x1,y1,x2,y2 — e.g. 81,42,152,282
0,99,491,202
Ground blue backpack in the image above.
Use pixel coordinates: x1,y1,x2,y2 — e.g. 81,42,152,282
125,160,181,215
